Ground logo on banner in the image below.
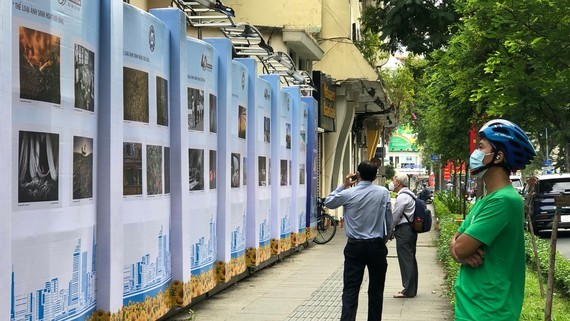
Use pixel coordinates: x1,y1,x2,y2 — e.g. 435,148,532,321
149,25,156,52
200,54,213,72
241,73,246,90
58,0,81,7
264,88,270,101
287,97,291,111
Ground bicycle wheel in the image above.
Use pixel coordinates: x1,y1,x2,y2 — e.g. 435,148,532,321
313,213,337,244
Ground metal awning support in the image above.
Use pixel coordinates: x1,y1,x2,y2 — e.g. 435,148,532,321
171,0,236,28
170,0,315,93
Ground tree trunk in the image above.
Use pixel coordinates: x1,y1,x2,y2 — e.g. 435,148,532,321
566,142,570,173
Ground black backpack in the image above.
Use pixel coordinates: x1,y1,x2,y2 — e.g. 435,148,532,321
401,190,432,233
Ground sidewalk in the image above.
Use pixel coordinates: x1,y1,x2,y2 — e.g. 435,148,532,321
169,208,454,321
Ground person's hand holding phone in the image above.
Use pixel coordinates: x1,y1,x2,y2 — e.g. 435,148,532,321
343,172,359,188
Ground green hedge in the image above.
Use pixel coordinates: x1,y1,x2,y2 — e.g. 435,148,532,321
525,233,570,298
433,197,570,318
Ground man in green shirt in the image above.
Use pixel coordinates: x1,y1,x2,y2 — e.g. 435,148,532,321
450,119,536,320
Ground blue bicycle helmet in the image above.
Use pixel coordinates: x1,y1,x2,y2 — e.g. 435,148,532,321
478,119,536,171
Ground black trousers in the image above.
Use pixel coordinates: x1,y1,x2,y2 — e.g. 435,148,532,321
341,239,388,321
395,223,418,297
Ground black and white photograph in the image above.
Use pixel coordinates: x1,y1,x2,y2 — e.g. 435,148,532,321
164,147,170,194
188,87,204,131
243,157,247,186
209,94,217,133
263,116,270,143
238,105,246,139
147,145,163,195
123,142,143,196
258,156,266,186
123,67,149,123
280,159,288,186
289,160,292,185
209,150,216,189
72,136,93,200
231,153,240,188
299,164,306,185
285,123,291,149
156,76,168,126
189,148,204,191
18,131,59,203
19,26,61,104
74,44,95,111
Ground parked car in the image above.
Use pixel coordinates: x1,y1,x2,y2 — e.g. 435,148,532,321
523,173,570,234
510,175,524,194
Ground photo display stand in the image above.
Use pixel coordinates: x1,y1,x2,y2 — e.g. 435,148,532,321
260,75,292,255
10,1,100,321
302,96,319,238
204,38,248,283
1,0,12,318
119,4,173,319
184,37,219,299
236,58,272,268
152,7,193,308
284,86,307,246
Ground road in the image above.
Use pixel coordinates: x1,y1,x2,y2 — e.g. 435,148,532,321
536,230,570,259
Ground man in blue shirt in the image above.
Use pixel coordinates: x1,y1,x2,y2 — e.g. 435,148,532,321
325,161,392,321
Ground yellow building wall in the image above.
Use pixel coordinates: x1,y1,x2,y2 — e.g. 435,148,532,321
223,0,321,31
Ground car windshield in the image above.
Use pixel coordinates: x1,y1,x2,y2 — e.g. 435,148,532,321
539,178,570,193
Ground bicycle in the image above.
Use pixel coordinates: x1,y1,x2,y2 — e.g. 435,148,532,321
313,197,337,244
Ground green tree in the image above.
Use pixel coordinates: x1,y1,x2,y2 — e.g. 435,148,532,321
361,0,459,55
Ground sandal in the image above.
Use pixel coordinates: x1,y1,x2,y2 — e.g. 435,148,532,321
393,292,410,298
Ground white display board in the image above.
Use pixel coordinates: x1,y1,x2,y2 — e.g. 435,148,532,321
236,58,272,267
10,1,100,320
260,75,292,254
120,4,172,314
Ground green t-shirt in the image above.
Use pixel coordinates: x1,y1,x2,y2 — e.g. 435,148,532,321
455,185,525,321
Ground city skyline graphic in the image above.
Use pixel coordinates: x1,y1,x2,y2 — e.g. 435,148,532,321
191,214,216,274
231,211,246,255
259,218,270,245
11,228,96,321
280,213,290,237
123,225,171,305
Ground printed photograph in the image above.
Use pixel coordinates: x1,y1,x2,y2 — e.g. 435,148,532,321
258,156,266,186
231,153,240,188
19,26,61,104
289,160,292,185
188,87,204,131
18,131,59,203
123,142,143,196
123,67,149,123
263,116,270,143
243,157,247,186
209,150,216,189
299,164,306,185
280,159,287,186
147,145,163,195
285,123,291,149
156,76,168,126
300,130,306,151
189,148,204,191
164,147,170,194
74,44,95,111
238,105,246,139
209,94,217,133
268,158,271,186
72,136,93,200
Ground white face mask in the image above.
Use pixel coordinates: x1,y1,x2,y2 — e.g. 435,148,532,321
388,182,395,191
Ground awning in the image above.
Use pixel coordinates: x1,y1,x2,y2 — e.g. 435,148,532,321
313,41,378,82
